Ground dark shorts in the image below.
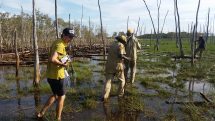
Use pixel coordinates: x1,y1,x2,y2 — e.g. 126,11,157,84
47,78,65,96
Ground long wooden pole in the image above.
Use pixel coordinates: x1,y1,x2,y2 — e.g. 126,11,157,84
127,16,129,32
205,8,210,42
175,0,184,57
55,0,59,39
33,0,40,87
14,29,20,77
136,17,140,36
142,0,159,51
98,0,106,56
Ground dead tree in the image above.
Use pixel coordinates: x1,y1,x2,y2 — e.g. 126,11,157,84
157,0,161,41
55,0,59,39
142,0,158,51
33,0,40,87
174,2,179,48
135,17,140,36
142,0,168,51
89,16,92,49
160,10,169,34
80,4,83,38
213,15,215,43
98,0,106,56
205,8,210,42
69,14,71,28
174,0,184,57
0,23,2,54
191,0,201,64
139,22,144,35
14,29,20,77
127,16,129,32
20,6,25,52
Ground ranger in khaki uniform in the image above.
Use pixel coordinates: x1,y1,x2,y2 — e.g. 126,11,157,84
103,35,130,102
125,29,141,84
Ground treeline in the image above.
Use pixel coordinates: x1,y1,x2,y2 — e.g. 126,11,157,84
138,32,215,40
0,10,110,53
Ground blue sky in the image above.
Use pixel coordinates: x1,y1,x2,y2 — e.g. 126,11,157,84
0,0,215,36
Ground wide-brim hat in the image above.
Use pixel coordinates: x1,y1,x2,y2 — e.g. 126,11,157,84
115,35,127,43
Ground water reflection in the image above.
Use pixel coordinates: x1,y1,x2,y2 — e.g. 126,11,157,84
16,77,21,105
34,88,41,107
186,79,214,94
103,98,139,121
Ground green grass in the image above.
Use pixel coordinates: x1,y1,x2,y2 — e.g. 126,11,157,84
139,77,160,89
82,98,98,109
69,61,93,82
119,95,144,112
0,83,11,99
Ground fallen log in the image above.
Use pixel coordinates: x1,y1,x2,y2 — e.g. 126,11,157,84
200,92,212,103
166,93,214,106
0,61,47,66
165,100,206,105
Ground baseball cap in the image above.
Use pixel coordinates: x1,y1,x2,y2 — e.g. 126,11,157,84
63,28,75,38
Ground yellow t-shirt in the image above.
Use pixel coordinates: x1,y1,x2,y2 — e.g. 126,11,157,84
46,39,67,79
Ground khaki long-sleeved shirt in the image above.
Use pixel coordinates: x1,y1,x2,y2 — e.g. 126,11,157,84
105,41,126,74
126,35,141,61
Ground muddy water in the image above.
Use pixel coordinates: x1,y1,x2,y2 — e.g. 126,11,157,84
0,56,214,121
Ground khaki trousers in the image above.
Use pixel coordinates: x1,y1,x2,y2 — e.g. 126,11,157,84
124,60,136,84
103,70,125,99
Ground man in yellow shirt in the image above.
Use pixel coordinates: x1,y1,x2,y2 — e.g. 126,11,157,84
37,28,75,121
102,35,130,102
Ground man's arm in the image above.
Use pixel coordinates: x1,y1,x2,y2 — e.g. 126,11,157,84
119,54,131,61
135,38,141,50
49,52,67,67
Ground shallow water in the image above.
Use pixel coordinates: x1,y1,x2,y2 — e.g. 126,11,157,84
0,56,214,121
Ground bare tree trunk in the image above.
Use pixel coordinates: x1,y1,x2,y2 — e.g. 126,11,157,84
191,24,196,64
160,10,169,34
136,17,140,36
0,23,2,55
200,24,202,33
191,0,201,64
14,29,20,77
142,0,159,51
21,6,24,52
89,16,92,49
205,8,210,42
212,14,215,43
55,0,59,39
175,0,184,57
69,14,71,28
174,0,179,48
195,0,201,48
188,24,190,41
98,0,106,56
157,0,161,40
79,4,84,46
140,23,144,35
127,16,129,32
33,0,40,87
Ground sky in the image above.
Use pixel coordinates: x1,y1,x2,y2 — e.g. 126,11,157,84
0,0,215,36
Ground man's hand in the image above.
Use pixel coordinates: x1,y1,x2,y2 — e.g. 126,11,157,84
50,52,69,67
61,62,69,67
119,54,131,61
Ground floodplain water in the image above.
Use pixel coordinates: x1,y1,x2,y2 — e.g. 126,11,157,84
0,55,214,121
